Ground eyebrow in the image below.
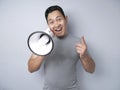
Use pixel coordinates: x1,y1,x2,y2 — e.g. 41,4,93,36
48,16,63,22
56,16,62,18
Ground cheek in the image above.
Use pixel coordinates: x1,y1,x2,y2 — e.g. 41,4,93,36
49,27,55,33
51,29,54,33
48,25,53,30
60,21,64,25
61,21,66,27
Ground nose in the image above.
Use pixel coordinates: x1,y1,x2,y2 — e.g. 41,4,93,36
54,21,59,28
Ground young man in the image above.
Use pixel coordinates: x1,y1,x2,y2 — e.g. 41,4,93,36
28,5,95,90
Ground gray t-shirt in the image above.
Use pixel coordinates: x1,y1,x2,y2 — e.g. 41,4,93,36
43,34,80,90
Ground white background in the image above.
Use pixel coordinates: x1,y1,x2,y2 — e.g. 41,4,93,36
0,0,120,90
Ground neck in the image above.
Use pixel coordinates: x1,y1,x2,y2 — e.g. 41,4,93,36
57,32,68,39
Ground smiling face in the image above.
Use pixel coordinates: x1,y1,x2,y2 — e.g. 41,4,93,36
47,10,68,38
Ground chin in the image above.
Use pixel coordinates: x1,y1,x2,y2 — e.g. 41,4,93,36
56,34,66,38
57,35,64,38
55,31,66,38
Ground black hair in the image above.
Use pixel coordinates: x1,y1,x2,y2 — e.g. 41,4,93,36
45,5,66,22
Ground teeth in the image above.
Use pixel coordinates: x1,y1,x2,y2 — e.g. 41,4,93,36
56,27,62,31
57,29,60,31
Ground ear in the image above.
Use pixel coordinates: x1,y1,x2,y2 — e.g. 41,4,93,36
65,16,68,22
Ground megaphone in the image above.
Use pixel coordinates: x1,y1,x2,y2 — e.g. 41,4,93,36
27,28,54,56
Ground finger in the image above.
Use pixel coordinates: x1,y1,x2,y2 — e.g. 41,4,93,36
76,43,82,48
81,36,86,45
76,47,82,53
76,49,82,53
76,47,82,50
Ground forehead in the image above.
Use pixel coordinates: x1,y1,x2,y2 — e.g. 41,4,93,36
47,10,64,20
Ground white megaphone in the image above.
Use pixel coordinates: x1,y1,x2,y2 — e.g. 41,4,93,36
27,28,54,56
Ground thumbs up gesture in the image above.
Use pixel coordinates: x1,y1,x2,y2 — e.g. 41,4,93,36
76,36,87,58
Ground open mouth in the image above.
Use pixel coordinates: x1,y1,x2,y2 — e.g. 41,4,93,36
55,27,62,34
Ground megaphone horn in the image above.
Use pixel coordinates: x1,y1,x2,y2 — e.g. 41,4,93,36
27,28,54,56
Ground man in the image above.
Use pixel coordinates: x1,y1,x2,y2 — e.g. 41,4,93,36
28,5,95,90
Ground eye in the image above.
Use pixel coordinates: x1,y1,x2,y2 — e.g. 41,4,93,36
57,18,62,21
49,21,54,25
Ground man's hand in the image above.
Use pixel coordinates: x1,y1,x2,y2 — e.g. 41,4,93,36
76,36,87,58
76,36,95,73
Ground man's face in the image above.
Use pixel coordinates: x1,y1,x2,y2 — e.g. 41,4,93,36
47,10,67,38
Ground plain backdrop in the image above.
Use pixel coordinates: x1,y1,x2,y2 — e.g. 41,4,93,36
0,0,120,90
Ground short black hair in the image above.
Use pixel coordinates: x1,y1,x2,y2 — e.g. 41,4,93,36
45,5,66,22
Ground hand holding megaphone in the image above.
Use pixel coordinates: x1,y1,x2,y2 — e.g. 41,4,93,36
27,28,54,56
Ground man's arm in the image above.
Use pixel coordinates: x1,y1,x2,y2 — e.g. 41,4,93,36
28,54,45,73
76,36,95,73
80,53,95,73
